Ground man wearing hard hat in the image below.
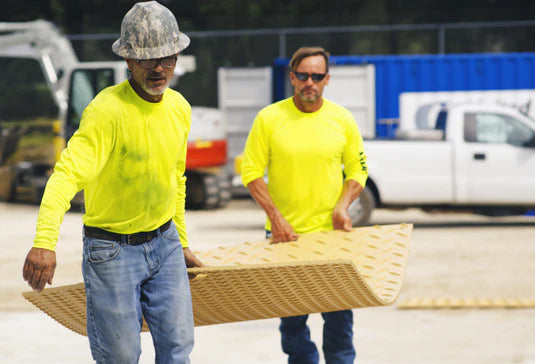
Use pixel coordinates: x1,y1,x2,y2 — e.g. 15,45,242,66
22,2,202,362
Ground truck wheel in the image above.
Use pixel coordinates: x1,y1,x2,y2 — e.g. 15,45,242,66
7,182,16,202
0,169,16,202
348,186,375,226
186,172,232,210
186,173,218,209
30,176,48,205
215,173,231,208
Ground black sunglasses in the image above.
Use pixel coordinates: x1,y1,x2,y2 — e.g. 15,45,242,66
292,71,327,82
136,56,177,70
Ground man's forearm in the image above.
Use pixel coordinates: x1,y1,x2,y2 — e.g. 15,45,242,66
247,177,298,242
246,178,282,221
335,179,363,211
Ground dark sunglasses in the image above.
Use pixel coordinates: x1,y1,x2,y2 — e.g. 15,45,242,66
292,71,327,82
136,56,177,70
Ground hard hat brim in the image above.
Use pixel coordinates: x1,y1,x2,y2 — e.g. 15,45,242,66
112,32,190,59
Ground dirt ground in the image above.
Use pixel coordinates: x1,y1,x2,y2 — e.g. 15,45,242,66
1,199,534,363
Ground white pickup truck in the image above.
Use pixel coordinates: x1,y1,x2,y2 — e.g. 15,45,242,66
349,103,535,225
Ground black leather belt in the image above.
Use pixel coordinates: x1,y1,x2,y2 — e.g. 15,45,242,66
83,219,172,245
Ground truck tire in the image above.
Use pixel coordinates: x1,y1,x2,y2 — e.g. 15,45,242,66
30,176,48,205
0,169,16,202
348,186,375,226
215,173,231,208
186,172,231,210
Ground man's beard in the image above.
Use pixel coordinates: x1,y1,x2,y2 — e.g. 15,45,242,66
142,80,170,96
143,73,171,96
298,87,319,103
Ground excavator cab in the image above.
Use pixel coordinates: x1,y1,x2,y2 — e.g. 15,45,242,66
66,67,116,141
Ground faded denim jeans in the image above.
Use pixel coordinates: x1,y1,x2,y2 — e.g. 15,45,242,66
267,230,356,364
280,312,355,364
82,221,194,364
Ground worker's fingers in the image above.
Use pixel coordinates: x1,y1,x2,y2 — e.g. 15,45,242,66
270,234,284,244
34,264,55,292
183,247,205,268
22,260,32,282
36,277,49,292
45,264,56,286
271,233,286,243
270,232,299,244
23,248,56,292
333,210,353,231
29,265,44,291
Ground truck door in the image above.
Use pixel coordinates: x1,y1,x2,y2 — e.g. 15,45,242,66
457,111,535,203
217,67,272,167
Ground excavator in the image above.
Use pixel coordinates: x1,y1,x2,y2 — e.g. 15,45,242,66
0,20,230,209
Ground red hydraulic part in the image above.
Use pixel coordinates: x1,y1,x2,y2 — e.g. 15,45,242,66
186,139,227,168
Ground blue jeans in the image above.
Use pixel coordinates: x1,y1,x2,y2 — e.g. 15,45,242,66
280,311,356,364
82,221,194,364
266,231,356,364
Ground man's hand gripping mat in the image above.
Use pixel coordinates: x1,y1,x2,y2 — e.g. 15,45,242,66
23,223,412,336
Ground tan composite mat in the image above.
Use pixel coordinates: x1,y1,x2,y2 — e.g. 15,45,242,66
398,297,535,309
23,223,412,336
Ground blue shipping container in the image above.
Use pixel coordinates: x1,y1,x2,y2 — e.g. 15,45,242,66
273,52,535,137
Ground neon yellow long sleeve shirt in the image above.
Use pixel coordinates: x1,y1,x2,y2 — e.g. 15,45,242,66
33,80,191,251
241,97,368,234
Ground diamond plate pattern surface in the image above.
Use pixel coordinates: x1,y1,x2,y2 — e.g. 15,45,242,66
23,224,412,336
398,297,535,309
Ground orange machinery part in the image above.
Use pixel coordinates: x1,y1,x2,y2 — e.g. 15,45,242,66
186,139,227,169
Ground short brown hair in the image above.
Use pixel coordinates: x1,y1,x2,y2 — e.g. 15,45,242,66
289,47,330,73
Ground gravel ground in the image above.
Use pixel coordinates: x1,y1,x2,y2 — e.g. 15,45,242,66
1,199,534,363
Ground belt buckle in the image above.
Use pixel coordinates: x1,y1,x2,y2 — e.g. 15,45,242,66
127,234,133,245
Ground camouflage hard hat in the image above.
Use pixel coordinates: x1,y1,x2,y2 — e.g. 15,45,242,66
112,1,190,60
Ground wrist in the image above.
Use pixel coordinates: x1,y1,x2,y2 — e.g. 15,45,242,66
266,208,283,223
333,202,347,215
32,242,57,252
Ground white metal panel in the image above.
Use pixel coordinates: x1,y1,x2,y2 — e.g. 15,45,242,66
285,65,376,138
218,67,272,160
190,107,225,141
323,65,376,138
